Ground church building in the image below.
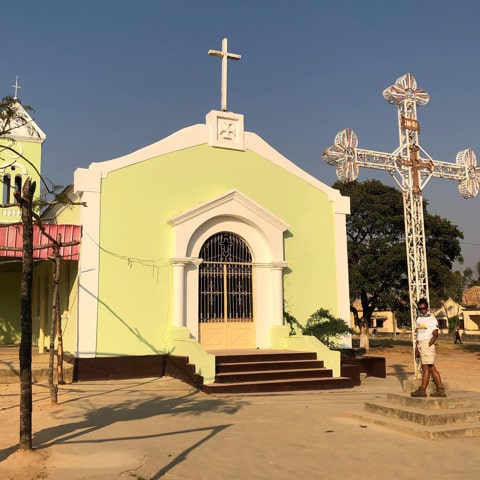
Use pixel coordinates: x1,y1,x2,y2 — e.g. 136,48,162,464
1,43,352,386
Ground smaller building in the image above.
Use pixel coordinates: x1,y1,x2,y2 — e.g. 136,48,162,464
461,286,480,335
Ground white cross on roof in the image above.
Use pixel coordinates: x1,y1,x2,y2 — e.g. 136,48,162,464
208,38,241,112
12,76,21,100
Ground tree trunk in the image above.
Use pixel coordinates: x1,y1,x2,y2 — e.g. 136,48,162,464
19,178,35,451
55,235,64,385
48,242,60,403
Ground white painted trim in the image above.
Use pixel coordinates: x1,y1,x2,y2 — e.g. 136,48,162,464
334,207,352,348
168,189,289,232
73,167,102,357
88,124,208,178
83,111,349,216
5,102,46,144
169,189,289,348
245,132,350,213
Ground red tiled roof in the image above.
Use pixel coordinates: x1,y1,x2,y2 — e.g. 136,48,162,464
0,224,81,260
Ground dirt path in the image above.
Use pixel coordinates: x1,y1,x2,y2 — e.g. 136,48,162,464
1,342,480,479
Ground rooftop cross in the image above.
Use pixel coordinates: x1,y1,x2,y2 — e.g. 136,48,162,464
323,73,480,375
12,76,21,100
208,38,241,112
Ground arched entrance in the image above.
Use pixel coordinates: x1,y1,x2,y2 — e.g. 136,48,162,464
198,231,255,349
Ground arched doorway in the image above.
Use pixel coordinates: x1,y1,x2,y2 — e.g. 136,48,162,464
198,231,255,349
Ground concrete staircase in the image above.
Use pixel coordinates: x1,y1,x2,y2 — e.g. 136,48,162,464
348,393,480,439
202,351,354,394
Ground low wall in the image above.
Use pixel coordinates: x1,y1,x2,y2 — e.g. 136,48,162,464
66,354,203,388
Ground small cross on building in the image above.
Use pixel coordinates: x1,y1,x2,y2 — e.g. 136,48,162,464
12,76,21,100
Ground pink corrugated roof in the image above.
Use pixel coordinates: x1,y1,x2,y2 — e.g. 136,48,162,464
0,224,81,260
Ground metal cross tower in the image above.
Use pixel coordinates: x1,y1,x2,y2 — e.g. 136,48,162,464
323,73,480,331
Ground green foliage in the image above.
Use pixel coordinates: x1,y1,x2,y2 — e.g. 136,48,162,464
284,309,301,336
333,179,464,326
460,262,480,289
301,308,354,347
395,310,411,329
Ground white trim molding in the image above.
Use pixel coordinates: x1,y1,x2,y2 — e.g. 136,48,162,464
168,189,289,347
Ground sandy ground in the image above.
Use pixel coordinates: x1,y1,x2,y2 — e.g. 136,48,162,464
1,341,479,480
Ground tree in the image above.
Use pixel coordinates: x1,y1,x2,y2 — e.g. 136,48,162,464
334,179,464,327
1,96,37,451
16,178,35,451
459,261,480,289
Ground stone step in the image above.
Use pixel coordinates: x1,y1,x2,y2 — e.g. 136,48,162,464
216,359,326,373
214,367,334,383
215,352,318,364
344,391,480,440
203,376,354,395
345,409,480,440
386,393,473,410
202,350,357,395
364,400,480,426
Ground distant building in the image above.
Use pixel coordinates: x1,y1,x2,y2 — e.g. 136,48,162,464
461,286,480,334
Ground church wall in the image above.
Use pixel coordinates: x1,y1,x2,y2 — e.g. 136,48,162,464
93,143,341,355
0,271,21,343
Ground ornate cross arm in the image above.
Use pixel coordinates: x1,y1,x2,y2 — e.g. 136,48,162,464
323,128,480,198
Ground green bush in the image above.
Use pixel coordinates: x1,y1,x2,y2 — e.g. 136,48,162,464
301,308,354,347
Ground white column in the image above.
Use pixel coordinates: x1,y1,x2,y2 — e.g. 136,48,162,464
271,262,288,326
170,258,190,328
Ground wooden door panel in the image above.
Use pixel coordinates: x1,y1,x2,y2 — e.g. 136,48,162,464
199,322,227,350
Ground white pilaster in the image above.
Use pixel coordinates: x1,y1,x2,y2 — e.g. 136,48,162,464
169,257,192,328
271,262,288,326
74,167,102,357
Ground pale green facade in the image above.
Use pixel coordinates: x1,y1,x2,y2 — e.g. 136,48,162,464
94,145,339,355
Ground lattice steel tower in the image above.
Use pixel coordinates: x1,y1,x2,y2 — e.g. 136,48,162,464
323,73,480,331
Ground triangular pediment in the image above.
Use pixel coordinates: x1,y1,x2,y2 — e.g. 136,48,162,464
0,101,46,143
168,189,289,232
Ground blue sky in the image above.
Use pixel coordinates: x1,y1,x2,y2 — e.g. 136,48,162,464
2,0,479,270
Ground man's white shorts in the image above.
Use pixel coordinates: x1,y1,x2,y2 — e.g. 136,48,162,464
418,339,435,365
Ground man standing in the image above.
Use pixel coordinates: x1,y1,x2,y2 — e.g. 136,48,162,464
454,328,463,344
411,298,447,398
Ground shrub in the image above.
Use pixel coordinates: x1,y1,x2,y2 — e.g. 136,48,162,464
301,308,354,347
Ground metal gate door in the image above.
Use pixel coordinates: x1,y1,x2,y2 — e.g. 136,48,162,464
199,232,254,349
